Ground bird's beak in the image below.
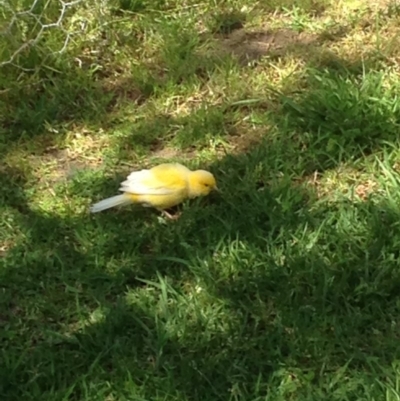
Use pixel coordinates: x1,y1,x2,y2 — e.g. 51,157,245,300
214,186,220,193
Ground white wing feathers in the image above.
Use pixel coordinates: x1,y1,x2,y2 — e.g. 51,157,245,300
119,169,175,195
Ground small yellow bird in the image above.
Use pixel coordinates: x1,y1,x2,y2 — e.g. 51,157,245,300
90,163,218,218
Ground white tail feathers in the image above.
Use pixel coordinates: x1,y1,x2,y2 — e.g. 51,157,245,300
90,194,132,213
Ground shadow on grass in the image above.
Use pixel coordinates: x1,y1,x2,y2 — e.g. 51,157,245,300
2,173,400,400
2,66,400,398
0,65,112,140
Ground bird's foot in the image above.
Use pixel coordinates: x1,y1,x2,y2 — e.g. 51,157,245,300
161,210,181,220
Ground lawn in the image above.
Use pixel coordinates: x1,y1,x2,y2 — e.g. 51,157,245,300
1,0,400,400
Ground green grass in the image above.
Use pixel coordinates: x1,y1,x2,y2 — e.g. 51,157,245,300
2,0,400,400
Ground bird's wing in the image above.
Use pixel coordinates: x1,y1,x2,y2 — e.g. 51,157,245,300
119,167,186,195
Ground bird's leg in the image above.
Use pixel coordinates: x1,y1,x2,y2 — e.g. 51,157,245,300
161,209,181,220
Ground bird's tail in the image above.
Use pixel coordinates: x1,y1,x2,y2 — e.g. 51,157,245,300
90,194,132,213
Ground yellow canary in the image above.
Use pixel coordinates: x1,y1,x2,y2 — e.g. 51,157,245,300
90,163,218,218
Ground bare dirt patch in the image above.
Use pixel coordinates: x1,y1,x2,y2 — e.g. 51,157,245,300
219,28,319,63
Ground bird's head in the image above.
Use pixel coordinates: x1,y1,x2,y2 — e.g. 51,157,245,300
188,170,218,198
